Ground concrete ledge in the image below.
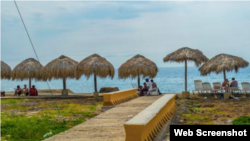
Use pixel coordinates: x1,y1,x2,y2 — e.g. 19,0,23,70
124,94,177,141
154,111,177,141
103,88,138,106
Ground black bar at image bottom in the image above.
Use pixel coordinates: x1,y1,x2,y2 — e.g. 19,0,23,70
170,125,250,141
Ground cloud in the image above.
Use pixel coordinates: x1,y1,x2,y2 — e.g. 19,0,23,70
1,1,250,69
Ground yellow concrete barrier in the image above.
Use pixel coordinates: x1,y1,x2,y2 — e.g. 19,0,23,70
102,88,138,106
124,94,176,141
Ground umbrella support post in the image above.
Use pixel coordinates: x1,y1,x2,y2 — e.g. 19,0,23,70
62,90,68,96
182,91,190,99
223,92,231,99
93,92,99,101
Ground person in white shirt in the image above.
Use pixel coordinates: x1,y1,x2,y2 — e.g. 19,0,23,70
151,79,162,95
145,78,153,91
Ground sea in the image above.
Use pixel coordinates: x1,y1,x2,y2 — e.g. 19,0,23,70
1,67,250,93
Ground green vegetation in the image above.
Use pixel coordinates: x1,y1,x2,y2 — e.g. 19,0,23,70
177,99,250,125
232,116,250,125
1,99,102,141
1,99,25,105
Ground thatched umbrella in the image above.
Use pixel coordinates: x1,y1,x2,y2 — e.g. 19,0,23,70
163,47,208,92
76,54,115,93
119,54,158,88
44,55,78,94
1,61,11,80
199,54,249,80
12,58,45,90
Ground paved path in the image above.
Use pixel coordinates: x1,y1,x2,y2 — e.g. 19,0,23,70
44,96,161,141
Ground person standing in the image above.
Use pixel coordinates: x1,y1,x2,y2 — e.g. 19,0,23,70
145,78,153,91
22,84,29,96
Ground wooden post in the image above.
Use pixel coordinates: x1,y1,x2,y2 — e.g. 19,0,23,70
29,78,31,91
185,59,187,92
63,77,66,90
223,70,226,80
94,74,97,92
62,77,68,95
138,75,140,88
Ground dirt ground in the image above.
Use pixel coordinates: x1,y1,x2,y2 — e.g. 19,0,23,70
1,98,102,114
175,96,250,125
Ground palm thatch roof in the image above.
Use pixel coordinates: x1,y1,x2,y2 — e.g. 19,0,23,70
199,54,249,75
1,61,11,79
12,58,45,81
163,47,208,66
45,55,78,80
76,54,114,79
118,54,158,79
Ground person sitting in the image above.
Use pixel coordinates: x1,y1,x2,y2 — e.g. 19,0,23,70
1,90,5,97
229,77,238,87
145,78,153,92
150,79,162,95
14,85,22,96
222,79,229,88
221,79,230,95
139,83,148,96
30,85,38,96
22,84,29,96
137,85,142,91
229,77,239,94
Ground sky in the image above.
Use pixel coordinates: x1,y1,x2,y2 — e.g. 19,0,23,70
1,1,250,69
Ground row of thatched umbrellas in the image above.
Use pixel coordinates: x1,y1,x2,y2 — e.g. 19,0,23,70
164,48,248,93
0,54,115,93
1,47,249,94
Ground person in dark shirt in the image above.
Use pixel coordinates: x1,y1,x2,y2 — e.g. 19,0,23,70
14,85,22,96
139,83,148,96
229,77,238,87
1,91,5,97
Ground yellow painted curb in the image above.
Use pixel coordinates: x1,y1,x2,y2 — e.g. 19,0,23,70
103,88,138,106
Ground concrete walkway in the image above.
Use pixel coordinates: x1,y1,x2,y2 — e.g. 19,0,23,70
44,96,161,141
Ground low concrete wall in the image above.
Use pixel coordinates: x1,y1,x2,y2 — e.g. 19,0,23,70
124,94,176,141
102,88,138,107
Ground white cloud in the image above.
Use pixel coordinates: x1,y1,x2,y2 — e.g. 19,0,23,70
174,0,198,3
1,1,250,69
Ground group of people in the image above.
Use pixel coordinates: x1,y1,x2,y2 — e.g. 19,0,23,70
138,78,162,96
220,77,238,99
222,77,238,88
14,85,38,96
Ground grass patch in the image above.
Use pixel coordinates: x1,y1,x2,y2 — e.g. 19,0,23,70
1,114,84,141
1,99,25,105
1,99,102,141
232,116,250,125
